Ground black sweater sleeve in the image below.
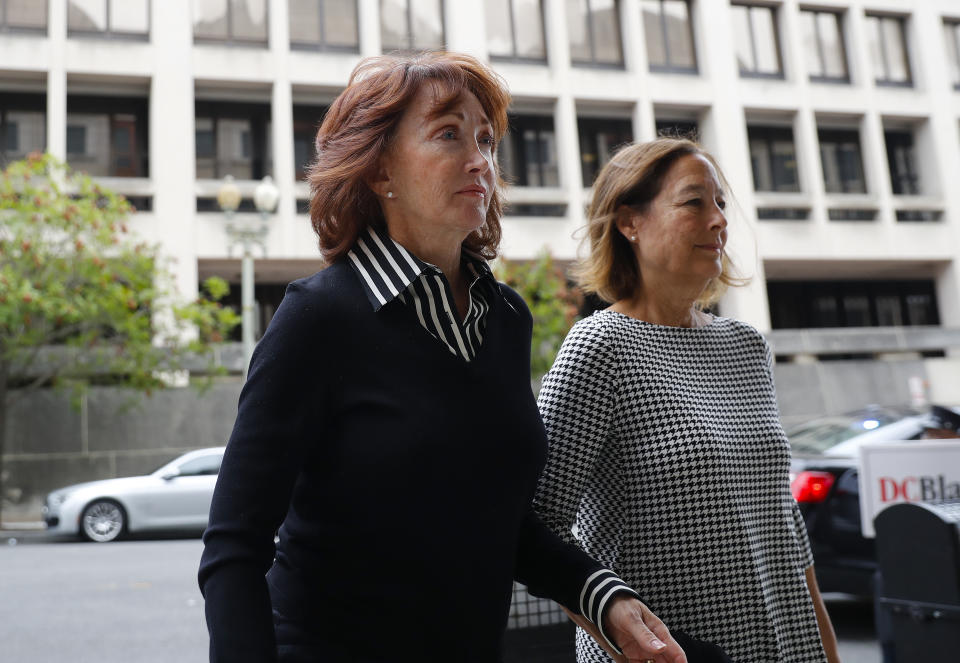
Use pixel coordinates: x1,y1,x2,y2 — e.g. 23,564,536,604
198,281,326,663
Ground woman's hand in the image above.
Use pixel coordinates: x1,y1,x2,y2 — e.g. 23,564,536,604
564,597,687,663
604,596,688,663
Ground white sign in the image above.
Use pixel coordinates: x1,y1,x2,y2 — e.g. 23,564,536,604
858,441,960,538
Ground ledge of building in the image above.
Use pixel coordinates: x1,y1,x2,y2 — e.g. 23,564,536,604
766,326,960,356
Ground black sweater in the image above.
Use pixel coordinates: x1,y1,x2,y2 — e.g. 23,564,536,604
198,262,624,662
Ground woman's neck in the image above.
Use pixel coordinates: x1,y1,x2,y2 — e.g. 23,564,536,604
610,279,709,328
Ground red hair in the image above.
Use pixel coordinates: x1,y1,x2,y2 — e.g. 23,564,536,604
308,51,511,263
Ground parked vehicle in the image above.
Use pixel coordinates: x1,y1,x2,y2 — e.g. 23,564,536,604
787,406,941,597
42,447,224,542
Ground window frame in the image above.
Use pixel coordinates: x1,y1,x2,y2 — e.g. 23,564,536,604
568,0,625,69
499,113,559,188
288,0,360,53
194,100,273,181
747,124,801,193
731,2,784,80
883,129,920,196
0,0,48,33
642,0,697,74
800,7,849,84
944,18,960,91
487,0,548,64
292,104,329,181
577,115,633,187
0,93,47,167
194,0,270,47
818,127,867,195
379,0,446,53
865,13,912,88
65,94,150,178
67,0,151,41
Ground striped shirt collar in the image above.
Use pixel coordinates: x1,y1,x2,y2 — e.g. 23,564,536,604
346,224,495,311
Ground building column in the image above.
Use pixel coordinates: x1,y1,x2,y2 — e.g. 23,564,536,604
45,0,66,160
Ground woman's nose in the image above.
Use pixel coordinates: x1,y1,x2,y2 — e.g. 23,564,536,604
466,140,491,173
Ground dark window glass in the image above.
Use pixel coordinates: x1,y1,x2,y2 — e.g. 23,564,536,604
800,9,847,81
68,0,149,37
944,21,960,89
486,0,546,61
289,0,359,51
176,454,222,477
818,128,866,194
3,0,48,30
66,96,149,177
656,118,699,141
578,117,633,187
566,0,623,66
767,280,939,329
214,282,289,340
499,114,558,187
293,104,328,180
0,93,46,166
865,14,911,86
884,130,919,195
747,125,799,192
641,0,696,72
731,3,782,77
380,0,444,51
195,101,271,180
194,0,268,44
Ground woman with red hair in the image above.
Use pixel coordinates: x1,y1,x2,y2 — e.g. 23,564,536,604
198,51,689,663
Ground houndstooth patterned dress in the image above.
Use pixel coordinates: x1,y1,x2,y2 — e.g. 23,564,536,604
534,311,827,663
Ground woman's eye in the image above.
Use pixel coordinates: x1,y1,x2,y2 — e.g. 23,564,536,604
717,199,727,210
441,129,457,140
479,135,495,148
684,198,702,207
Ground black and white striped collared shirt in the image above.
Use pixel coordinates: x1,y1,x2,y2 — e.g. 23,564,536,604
346,225,497,362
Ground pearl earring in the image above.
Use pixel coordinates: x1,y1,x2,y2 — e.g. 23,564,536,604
386,191,394,198
630,235,637,242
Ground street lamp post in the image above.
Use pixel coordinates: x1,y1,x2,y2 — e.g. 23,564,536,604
218,174,279,376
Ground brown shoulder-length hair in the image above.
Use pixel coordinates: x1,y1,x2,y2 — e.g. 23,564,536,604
574,137,748,307
308,51,511,263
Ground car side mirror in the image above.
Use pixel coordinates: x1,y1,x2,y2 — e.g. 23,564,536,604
161,472,179,481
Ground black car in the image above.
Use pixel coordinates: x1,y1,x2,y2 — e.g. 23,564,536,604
787,406,935,598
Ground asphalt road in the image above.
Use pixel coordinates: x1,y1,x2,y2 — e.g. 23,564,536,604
0,533,882,663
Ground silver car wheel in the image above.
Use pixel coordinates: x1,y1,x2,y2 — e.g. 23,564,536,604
81,500,125,543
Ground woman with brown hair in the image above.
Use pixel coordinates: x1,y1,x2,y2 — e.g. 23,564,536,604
198,52,687,663
533,138,841,663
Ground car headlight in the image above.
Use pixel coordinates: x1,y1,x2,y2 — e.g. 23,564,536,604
49,491,73,507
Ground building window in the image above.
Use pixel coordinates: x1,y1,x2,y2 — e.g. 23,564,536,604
747,125,799,193
578,117,632,187
884,130,919,195
66,96,149,177
641,0,696,73
485,0,546,62
293,105,328,181
865,14,911,86
68,0,149,38
288,0,358,51
0,0,47,31
566,0,623,67
818,128,866,194
0,93,45,167
499,114,559,187
767,280,939,329
656,118,699,141
799,8,847,82
730,3,782,78
195,102,272,180
380,0,444,52
194,0,268,45
944,20,960,90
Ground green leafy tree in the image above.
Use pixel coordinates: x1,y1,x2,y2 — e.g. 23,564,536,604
0,153,239,519
496,251,582,382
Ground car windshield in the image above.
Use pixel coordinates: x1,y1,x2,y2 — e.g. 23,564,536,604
786,409,909,455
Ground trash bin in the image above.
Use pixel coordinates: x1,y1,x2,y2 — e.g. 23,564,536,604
874,500,960,662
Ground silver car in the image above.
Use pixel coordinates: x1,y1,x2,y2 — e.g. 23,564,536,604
42,447,224,543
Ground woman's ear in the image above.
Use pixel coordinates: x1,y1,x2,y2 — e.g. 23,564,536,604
366,159,393,199
615,205,639,243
